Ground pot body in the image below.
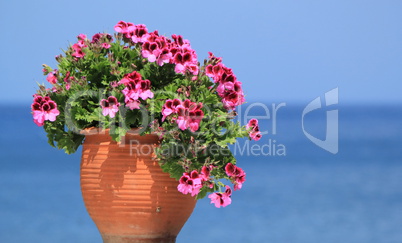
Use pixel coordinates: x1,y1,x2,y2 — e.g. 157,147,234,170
80,129,196,243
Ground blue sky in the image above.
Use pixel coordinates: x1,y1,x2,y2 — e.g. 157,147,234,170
1,0,401,105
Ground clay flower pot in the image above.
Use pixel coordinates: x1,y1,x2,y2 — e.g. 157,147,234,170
80,128,197,242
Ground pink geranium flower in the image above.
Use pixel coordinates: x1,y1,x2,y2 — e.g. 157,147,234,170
176,115,189,131
119,71,154,110
200,165,215,188
77,34,87,41
161,99,204,132
206,54,246,110
225,163,246,191
161,99,175,121
31,95,60,126
177,175,193,195
208,186,232,208
161,99,182,121
246,118,259,129
171,34,191,48
71,43,85,59
206,62,225,81
114,21,135,38
72,49,85,58
172,49,198,75
91,33,113,45
247,118,262,141
234,173,246,190
141,41,160,62
122,79,154,101
136,80,154,100
156,48,172,66
200,165,214,181
141,32,172,66
131,24,149,44
100,96,120,118
188,110,204,132
119,71,142,85
74,35,88,49
249,129,262,141
125,98,141,110
46,71,57,84
177,170,203,196
101,43,111,49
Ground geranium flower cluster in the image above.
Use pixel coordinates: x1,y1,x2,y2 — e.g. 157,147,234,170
225,163,246,190
206,53,245,110
71,34,87,59
177,166,212,197
118,71,154,110
207,163,244,207
246,118,262,141
71,33,113,59
31,95,60,126
114,21,146,43
161,99,204,132
91,33,113,49
100,96,120,118
114,21,199,76
177,163,245,208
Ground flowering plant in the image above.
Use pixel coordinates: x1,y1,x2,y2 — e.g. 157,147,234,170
31,21,262,208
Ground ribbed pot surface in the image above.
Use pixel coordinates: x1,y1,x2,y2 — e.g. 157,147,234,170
80,128,196,243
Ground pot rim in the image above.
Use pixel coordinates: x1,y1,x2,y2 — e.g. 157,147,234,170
79,127,146,136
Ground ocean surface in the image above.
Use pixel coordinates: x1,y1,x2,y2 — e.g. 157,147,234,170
1,103,401,243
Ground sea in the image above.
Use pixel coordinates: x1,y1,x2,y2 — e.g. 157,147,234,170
1,102,401,243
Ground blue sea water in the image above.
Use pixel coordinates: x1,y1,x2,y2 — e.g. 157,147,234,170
1,103,401,243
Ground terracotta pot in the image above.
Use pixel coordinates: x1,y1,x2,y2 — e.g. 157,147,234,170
80,128,197,243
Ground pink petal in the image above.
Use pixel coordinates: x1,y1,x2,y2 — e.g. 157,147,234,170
147,54,156,62
126,99,141,110
46,109,60,121
174,64,185,74
221,194,232,207
139,90,154,100
102,108,110,117
176,116,188,130
189,120,199,132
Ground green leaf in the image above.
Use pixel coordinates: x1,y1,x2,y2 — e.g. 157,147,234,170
109,126,129,142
